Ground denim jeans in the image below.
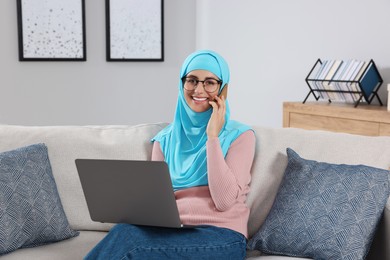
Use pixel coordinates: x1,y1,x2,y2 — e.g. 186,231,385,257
85,224,247,260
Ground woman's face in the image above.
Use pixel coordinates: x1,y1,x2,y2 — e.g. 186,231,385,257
183,70,221,113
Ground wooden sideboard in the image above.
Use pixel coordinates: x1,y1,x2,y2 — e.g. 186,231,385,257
283,101,390,136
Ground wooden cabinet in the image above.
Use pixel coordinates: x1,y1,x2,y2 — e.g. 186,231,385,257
283,102,390,136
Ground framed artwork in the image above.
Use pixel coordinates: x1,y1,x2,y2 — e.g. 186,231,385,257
106,0,164,61
16,0,86,61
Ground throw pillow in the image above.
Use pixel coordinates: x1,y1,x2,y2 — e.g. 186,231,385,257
247,148,390,260
0,143,79,255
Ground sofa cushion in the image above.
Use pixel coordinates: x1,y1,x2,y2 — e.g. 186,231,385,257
0,123,167,231
0,144,79,256
247,148,390,259
246,127,390,238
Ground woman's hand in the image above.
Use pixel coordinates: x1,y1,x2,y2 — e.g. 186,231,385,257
206,95,226,138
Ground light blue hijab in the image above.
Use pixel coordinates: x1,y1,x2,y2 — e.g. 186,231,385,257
152,50,252,190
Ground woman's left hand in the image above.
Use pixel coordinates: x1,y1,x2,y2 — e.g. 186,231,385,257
206,95,226,138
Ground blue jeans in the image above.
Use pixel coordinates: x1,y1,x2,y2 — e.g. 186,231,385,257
85,224,246,260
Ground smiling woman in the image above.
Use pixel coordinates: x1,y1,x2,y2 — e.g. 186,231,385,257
84,50,256,260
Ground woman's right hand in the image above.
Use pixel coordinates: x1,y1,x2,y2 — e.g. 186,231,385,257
206,95,226,138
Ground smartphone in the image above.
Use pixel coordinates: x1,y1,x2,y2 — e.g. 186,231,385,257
219,85,228,99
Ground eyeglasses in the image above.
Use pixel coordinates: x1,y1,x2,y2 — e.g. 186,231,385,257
182,77,222,93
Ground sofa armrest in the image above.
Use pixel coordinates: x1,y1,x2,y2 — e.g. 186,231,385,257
366,197,390,260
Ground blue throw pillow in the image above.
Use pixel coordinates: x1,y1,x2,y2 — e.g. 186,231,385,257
247,148,390,259
0,143,79,255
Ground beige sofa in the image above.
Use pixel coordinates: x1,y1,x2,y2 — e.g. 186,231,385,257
0,123,389,260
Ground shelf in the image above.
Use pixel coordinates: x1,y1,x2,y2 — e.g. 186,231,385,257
283,101,390,136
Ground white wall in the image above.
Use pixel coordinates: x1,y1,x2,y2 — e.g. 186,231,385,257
0,0,196,125
1,0,389,127
196,0,390,127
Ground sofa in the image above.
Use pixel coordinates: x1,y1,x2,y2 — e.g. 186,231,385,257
0,123,389,260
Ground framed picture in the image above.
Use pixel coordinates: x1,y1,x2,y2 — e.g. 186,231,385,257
16,0,86,61
106,0,164,61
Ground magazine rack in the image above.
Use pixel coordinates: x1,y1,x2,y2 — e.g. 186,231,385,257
304,59,383,107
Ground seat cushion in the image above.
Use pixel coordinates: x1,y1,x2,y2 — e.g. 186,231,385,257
0,231,107,260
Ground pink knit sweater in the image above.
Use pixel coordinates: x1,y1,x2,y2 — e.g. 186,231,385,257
151,130,256,238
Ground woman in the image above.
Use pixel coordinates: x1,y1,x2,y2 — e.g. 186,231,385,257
85,50,256,259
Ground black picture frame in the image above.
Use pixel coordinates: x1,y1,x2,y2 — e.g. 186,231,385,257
106,0,164,62
16,0,87,61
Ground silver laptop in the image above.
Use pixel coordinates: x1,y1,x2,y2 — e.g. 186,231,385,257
75,159,186,228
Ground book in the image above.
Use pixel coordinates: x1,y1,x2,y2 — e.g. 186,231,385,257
332,60,351,102
316,60,334,100
322,60,343,100
360,62,381,102
347,60,365,101
350,61,369,101
339,60,361,101
336,59,356,102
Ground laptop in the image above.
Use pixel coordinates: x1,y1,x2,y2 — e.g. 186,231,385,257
75,158,186,228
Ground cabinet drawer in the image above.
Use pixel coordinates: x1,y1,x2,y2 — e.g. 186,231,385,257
379,123,390,136
289,113,380,136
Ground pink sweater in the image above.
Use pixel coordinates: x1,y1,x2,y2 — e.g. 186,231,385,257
151,130,256,238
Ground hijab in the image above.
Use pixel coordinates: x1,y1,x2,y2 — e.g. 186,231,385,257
152,50,252,190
